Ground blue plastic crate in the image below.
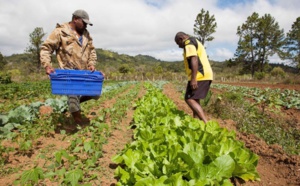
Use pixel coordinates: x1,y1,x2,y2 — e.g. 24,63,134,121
49,69,104,96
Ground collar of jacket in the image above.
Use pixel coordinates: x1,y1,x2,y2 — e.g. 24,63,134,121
56,22,89,47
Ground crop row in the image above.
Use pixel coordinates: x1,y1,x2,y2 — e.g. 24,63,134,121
0,81,141,185
211,84,300,110
112,83,260,185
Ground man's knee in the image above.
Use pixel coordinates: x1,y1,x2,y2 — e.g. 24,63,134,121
185,98,193,104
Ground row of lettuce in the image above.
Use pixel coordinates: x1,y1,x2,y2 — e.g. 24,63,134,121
112,83,260,185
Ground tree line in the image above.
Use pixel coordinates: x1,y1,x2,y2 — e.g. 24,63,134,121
193,9,300,76
233,13,300,76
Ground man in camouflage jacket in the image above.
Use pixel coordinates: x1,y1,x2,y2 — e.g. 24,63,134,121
40,9,101,129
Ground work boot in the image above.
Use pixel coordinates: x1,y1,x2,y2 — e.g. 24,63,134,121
72,111,90,128
80,117,90,128
63,124,78,132
72,111,83,124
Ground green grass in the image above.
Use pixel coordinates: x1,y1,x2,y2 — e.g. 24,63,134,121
206,91,299,155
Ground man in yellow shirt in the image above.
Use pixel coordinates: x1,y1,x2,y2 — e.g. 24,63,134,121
175,32,213,123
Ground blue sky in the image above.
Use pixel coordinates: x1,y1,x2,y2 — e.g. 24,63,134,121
217,0,252,7
0,0,299,63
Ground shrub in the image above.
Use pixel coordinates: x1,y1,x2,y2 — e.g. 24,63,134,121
7,69,21,76
281,75,300,84
254,71,266,80
270,67,286,78
0,72,12,84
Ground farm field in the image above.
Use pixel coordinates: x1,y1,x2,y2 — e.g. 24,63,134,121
0,80,299,185
218,81,300,91
165,82,299,186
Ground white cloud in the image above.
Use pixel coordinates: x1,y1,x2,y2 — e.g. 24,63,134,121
0,0,299,62
212,47,234,61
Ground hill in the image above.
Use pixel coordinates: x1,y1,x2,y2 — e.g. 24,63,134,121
1,48,257,77
1,48,299,83
1,48,186,81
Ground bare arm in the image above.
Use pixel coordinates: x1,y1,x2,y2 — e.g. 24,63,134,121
189,56,199,90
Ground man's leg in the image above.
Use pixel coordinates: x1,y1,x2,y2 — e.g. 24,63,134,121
66,95,99,130
68,95,82,124
192,99,201,119
185,98,208,123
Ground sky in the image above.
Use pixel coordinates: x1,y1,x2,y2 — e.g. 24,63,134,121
0,0,299,63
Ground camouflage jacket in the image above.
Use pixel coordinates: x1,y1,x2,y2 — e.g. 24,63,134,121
40,22,97,70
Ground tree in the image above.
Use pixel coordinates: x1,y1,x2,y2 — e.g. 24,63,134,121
119,64,130,74
25,27,46,69
0,52,6,69
235,12,285,77
154,65,163,74
119,64,131,79
193,8,217,46
225,58,236,68
256,14,285,72
285,17,300,71
235,12,260,76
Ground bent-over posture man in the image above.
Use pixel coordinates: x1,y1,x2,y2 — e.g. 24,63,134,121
175,32,213,123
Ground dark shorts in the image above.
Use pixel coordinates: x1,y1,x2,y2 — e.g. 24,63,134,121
68,95,100,113
185,80,212,100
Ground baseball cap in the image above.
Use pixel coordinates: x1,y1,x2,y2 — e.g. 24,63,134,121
73,9,93,26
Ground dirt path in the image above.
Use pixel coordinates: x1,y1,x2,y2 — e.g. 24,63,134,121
163,83,300,186
0,130,71,185
98,85,146,185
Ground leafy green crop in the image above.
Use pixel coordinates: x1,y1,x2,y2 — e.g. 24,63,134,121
112,84,260,185
0,97,68,139
212,84,300,110
18,167,44,185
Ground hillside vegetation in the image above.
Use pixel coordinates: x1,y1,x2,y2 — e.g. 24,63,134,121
1,48,299,84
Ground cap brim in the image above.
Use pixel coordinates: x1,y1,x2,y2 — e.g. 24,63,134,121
82,19,93,26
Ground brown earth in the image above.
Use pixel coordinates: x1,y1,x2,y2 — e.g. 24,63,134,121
0,82,299,186
97,86,146,186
